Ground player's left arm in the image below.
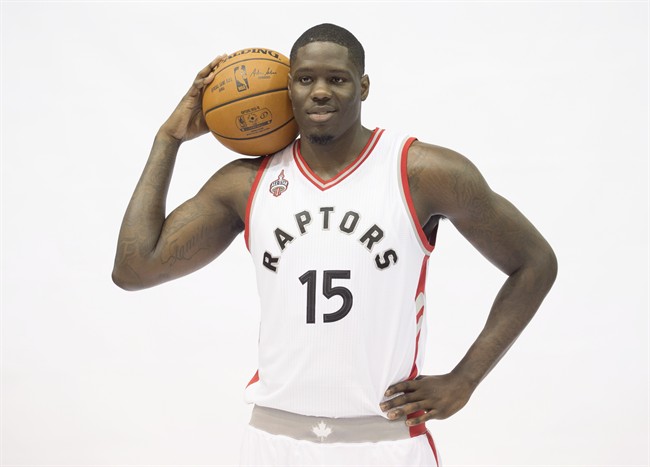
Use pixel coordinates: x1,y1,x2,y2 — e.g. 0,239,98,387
380,141,558,425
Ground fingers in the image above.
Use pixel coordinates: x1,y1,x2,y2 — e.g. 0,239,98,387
381,374,472,426
383,400,425,420
407,409,439,426
197,54,228,80
383,400,440,425
380,392,416,411
381,379,425,419
175,54,230,100
200,54,228,86
381,377,440,425
188,54,228,97
384,379,418,397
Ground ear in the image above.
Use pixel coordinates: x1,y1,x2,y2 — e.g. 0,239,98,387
287,72,293,101
360,74,370,101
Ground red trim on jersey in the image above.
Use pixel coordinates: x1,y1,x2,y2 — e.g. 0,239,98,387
293,128,384,191
408,256,429,380
244,156,272,251
400,138,435,252
426,430,440,466
407,411,428,437
416,307,425,322
407,417,439,466
246,369,260,388
416,255,429,297
407,331,422,381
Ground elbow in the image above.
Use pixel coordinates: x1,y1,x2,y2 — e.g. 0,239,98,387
111,267,145,291
537,245,558,291
548,249,559,283
513,244,558,292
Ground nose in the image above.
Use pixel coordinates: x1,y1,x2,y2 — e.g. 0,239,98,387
310,78,331,102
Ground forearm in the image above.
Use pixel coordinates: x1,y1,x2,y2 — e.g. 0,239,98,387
452,253,557,389
112,131,181,288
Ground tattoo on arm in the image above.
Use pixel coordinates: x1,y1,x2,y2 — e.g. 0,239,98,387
114,234,145,286
161,223,211,266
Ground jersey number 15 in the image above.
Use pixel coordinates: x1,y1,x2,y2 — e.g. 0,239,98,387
298,270,353,324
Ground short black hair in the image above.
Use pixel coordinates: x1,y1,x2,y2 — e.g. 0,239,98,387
290,23,365,75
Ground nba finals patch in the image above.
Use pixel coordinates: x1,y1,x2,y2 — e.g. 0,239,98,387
269,170,289,197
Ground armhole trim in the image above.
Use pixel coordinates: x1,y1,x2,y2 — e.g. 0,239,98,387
399,137,435,254
244,156,272,251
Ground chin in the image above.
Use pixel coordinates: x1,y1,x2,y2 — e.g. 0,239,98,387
306,134,335,145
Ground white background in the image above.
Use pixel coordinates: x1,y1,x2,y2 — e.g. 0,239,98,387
1,1,648,466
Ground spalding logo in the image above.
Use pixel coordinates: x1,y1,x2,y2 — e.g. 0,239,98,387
269,170,289,197
227,48,281,60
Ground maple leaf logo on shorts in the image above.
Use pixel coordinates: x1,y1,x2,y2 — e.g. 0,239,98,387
312,421,333,442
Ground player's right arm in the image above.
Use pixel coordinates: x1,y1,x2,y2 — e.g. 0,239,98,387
112,56,257,291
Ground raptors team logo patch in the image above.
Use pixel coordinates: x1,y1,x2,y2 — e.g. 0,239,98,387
269,170,289,197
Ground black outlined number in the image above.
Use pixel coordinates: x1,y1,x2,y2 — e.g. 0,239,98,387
299,270,317,324
299,270,353,324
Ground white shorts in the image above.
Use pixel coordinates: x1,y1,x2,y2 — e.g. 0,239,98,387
239,406,440,466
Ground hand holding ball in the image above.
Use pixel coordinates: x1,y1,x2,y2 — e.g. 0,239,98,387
202,48,298,156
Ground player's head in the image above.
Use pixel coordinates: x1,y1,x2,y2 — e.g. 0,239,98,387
288,24,369,146
290,23,365,76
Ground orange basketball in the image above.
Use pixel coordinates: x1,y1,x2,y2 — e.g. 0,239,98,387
202,48,298,156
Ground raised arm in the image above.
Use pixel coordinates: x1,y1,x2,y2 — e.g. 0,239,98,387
112,56,260,291
381,141,558,424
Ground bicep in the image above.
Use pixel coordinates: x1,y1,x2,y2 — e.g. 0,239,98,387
449,188,549,276
138,163,250,288
151,191,243,281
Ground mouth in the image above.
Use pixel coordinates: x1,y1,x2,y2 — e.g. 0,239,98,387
307,108,336,123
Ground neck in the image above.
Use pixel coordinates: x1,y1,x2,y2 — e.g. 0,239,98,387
299,124,373,180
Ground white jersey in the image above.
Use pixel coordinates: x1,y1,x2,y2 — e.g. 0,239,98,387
244,128,436,418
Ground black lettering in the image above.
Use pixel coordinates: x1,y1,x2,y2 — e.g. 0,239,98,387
274,228,294,251
375,249,398,270
320,207,334,230
299,270,317,323
295,211,312,235
339,211,360,234
263,252,279,272
228,49,280,60
359,224,384,251
257,49,279,59
322,270,353,323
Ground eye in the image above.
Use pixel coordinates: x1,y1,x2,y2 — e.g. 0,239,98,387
298,76,312,84
330,77,346,84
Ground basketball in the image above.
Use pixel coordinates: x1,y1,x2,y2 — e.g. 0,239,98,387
202,48,299,156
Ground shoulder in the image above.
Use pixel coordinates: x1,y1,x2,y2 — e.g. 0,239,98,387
406,141,491,219
216,156,265,182
198,156,266,221
407,141,477,181
201,156,264,194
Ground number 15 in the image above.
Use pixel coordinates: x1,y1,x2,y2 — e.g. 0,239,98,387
298,270,353,324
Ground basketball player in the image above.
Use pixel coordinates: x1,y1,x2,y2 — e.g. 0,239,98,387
112,24,557,466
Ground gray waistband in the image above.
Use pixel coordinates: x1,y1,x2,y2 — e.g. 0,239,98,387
249,405,411,443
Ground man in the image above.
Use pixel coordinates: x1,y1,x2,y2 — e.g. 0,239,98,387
113,24,557,466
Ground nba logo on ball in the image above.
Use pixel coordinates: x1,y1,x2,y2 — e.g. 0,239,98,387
202,48,299,157
234,65,250,92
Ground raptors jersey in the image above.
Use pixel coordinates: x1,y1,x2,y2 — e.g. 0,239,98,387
244,128,435,418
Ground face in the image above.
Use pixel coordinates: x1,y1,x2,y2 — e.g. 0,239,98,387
288,42,369,145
